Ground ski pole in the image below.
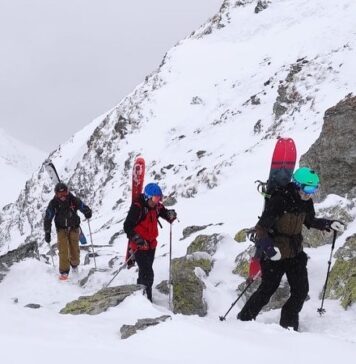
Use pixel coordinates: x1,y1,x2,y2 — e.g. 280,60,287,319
87,219,97,270
47,242,55,268
168,223,173,311
317,230,337,316
219,270,261,321
44,237,55,268
105,250,136,288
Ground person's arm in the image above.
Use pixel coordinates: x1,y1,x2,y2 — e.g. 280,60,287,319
304,201,343,231
78,200,92,219
158,204,177,223
123,203,142,239
44,200,55,233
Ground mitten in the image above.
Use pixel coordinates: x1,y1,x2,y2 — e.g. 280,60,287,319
131,234,147,247
166,209,177,223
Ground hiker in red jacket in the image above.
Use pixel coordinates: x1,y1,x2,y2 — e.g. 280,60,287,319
123,183,177,301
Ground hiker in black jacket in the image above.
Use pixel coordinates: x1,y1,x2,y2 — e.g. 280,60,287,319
237,167,344,331
44,182,92,280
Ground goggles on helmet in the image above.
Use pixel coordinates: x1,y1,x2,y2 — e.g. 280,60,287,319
302,184,318,195
150,195,162,203
296,183,319,195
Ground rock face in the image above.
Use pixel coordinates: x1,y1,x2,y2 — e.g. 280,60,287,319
170,234,223,316
303,200,353,248
301,96,356,199
325,234,356,309
233,245,255,278
171,256,212,317
0,241,38,283
180,225,210,240
255,0,270,14
186,234,223,255
234,228,250,243
120,315,171,339
60,284,144,315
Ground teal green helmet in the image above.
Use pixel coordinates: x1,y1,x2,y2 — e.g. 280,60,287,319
292,167,320,194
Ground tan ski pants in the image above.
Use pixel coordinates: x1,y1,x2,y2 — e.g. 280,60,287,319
57,228,80,274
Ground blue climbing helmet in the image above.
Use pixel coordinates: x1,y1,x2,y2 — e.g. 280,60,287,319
144,183,163,201
292,167,320,195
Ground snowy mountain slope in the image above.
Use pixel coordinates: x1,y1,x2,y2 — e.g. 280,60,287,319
0,0,356,362
0,128,45,207
1,0,355,252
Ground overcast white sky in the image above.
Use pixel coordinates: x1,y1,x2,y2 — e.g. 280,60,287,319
0,0,221,152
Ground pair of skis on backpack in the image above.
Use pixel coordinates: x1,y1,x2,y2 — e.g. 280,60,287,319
44,162,88,245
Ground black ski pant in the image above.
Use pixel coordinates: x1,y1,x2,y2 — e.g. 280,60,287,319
135,248,156,301
237,251,309,331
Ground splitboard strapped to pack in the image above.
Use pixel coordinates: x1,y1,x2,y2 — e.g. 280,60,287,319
256,137,297,198
125,156,145,268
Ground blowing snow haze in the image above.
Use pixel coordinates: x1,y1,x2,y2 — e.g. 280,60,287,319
0,0,222,152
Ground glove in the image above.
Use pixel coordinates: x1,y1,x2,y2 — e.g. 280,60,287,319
83,207,92,219
131,234,147,247
330,220,345,233
45,232,51,243
256,237,281,261
166,209,177,223
324,219,345,233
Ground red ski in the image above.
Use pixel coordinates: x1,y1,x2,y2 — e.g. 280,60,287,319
132,157,145,203
125,157,145,268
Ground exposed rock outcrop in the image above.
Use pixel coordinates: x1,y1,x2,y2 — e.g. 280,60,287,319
186,234,223,256
301,95,356,199
171,255,212,317
60,284,144,315
325,234,356,309
0,241,38,283
120,315,171,339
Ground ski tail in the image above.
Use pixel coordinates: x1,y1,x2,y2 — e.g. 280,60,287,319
79,227,87,245
125,156,145,268
248,257,261,280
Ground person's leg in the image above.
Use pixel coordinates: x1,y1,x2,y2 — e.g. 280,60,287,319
68,228,80,269
135,249,155,301
280,251,309,331
238,259,284,321
145,249,156,301
57,229,70,274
